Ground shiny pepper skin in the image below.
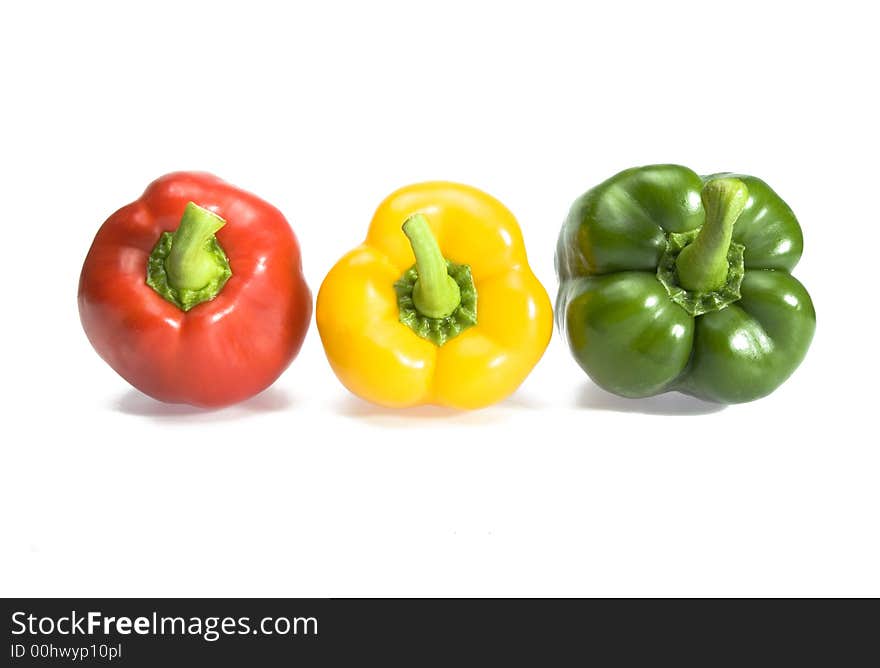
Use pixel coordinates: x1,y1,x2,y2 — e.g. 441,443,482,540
556,164,816,403
78,172,311,407
317,182,553,409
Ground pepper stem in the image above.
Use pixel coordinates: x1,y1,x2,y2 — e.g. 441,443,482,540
402,213,461,319
166,202,228,291
146,202,232,311
676,178,749,293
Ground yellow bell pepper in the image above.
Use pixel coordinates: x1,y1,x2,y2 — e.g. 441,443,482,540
316,182,552,409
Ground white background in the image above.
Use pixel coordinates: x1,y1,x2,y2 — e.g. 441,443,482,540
1,1,878,597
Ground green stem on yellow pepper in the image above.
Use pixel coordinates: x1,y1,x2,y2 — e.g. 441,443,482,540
676,178,749,293
402,213,461,319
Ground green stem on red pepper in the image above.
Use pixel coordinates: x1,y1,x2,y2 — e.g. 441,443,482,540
146,202,232,311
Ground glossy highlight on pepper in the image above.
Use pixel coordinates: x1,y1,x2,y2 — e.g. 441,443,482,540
78,172,312,407
555,164,815,403
317,181,552,409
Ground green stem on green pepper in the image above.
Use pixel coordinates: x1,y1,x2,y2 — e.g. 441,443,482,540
676,178,749,293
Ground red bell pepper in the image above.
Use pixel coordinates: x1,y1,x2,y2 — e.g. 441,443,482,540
79,172,311,407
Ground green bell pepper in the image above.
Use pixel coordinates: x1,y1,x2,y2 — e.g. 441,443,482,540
555,164,815,403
